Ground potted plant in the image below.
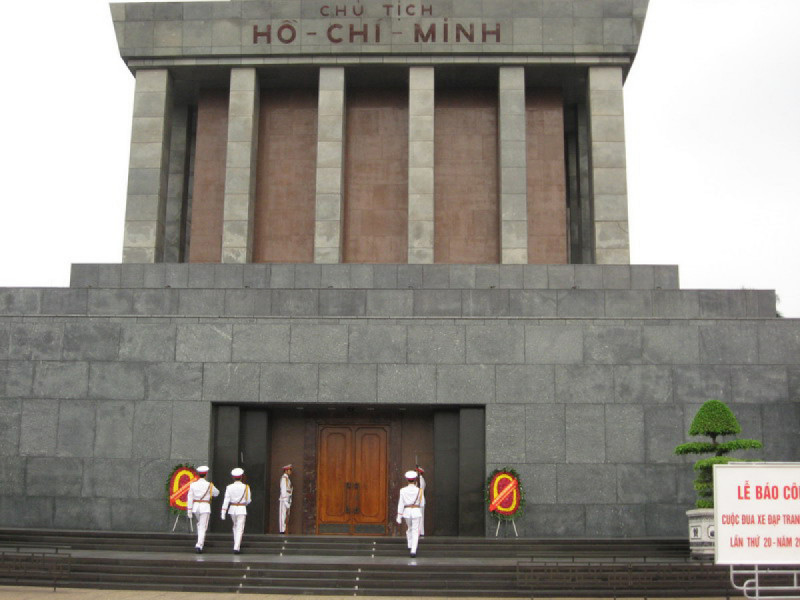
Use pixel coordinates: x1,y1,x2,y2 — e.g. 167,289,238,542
674,399,762,558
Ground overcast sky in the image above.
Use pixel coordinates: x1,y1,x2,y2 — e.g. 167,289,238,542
1,0,798,316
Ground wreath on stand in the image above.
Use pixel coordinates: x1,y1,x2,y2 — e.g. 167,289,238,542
165,463,198,516
485,468,525,521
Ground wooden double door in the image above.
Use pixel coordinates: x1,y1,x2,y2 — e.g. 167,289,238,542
316,425,388,535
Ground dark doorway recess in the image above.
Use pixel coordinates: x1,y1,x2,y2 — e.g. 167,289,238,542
210,404,484,537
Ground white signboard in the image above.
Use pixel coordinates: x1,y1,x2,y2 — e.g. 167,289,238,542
714,463,800,565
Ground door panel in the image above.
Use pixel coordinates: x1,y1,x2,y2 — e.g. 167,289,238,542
317,427,352,524
317,425,387,535
354,428,387,523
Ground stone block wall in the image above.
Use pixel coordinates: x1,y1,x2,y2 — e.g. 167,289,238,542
1,263,797,535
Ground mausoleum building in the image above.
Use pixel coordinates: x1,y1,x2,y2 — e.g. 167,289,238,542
1,0,798,538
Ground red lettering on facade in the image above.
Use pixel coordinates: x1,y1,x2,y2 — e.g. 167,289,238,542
320,5,331,16
414,23,435,42
327,24,343,43
253,24,271,44
482,23,500,42
350,24,368,42
456,23,474,43
277,23,297,44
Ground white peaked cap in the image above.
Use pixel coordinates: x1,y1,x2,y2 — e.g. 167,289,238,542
405,470,418,479
196,465,209,474
231,467,244,477
282,464,293,470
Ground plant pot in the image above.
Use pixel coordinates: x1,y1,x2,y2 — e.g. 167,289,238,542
686,508,715,559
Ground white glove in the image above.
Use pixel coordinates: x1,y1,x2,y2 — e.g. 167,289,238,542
187,512,193,520
221,512,226,520
396,516,402,525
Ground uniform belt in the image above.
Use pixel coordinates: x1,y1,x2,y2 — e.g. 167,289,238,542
406,504,421,508
230,503,247,506
195,500,210,503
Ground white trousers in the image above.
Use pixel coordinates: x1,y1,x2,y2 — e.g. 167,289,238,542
403,516,421,555
231,514,246,550
420,506,425,536
279,499,291,533
194,512,210,549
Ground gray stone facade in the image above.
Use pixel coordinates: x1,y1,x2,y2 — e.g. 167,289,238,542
1,264,797,535
3,0,796,538
111,0,649,60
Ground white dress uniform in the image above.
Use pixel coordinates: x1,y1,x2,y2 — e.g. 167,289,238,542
418,473,426,536
279,467,293,533
396,471,424,557
186,469,219,552
221,468,251,553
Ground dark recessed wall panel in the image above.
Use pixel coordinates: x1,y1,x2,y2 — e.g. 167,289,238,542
240,408,269,533
210,405,240,532
188,90,228,263
458,407,485,536
268,412,306,534
526,89,568,264
433,410,459,536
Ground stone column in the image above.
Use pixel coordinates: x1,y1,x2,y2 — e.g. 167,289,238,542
589,66,630,264
122,69,172,263
498,67,528,264
221,68,260,263
408,67,435,264
314,67,346,264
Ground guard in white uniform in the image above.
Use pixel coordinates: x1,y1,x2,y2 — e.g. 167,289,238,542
278,464,293,534
396,470,424,557
416,467,426,537
221,467,251,554
186,465,219,553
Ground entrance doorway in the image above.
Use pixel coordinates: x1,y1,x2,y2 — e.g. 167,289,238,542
316,425,388,535
211,404,484,536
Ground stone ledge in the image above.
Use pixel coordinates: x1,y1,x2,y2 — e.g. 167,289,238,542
70,263,681,291
2,286,778,319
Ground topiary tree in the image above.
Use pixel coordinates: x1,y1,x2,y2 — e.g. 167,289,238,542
675,399,763,508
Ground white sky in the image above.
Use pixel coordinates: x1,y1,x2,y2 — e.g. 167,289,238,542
0,0,798,317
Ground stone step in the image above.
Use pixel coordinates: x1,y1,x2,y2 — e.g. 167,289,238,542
0,529,734,597
0,529,689,558
1,556,732,597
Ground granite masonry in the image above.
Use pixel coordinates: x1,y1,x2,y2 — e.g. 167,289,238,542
1,263,797,535
0,0,798,537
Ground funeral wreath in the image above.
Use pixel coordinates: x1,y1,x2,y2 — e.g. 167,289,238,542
485,468,525,521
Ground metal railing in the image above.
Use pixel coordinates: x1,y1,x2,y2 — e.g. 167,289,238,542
0,549,72,591
730,565,800,600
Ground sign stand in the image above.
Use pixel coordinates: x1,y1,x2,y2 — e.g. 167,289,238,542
494,518,518,538
171,512,193,533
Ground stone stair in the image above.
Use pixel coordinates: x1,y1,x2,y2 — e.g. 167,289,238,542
0,529,735,596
